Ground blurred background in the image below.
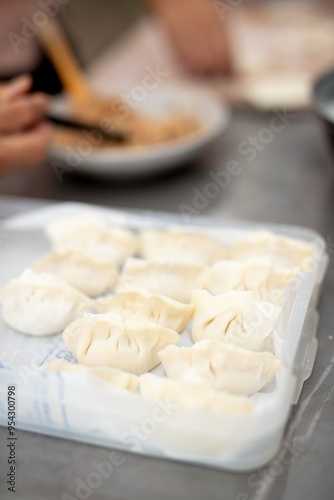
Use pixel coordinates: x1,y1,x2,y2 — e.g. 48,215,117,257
0,0,334,220
2,0,334,101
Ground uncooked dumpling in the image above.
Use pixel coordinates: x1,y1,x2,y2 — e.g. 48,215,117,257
45,214,138,267
158,340,279,396
191,290,280,352
140,229,227,265
95,285,194,333
200,258,296,305
46,213,109,241
45,360,138,391
63,313,180,375
140,373,254,415
121,258,206,303
35,249,119,297
0,269,93,336
231,230,314,269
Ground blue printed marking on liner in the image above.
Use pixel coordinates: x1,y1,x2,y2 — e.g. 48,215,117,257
55,350,77,363
33,399,42,422
0,362,13,370
38,337,63,367
40,372,53,425
57,372,69,428
42,400,52,425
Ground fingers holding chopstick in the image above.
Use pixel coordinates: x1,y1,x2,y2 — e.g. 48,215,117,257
0,74,33,103
0,74,51,173
0,122,51,174
0,93,49,134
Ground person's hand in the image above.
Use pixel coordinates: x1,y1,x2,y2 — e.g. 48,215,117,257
149,0,231,75
0,74,50,174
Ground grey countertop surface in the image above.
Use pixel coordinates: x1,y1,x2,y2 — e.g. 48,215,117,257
0,109,333,500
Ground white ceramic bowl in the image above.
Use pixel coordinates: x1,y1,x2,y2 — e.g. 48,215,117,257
49,85,230,179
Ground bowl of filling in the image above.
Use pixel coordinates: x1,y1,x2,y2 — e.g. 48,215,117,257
49,84,230,179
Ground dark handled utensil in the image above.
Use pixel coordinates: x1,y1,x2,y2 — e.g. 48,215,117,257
48,114,127,143
39,20,128,143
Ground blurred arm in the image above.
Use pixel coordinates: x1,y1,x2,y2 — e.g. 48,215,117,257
143,0,232,75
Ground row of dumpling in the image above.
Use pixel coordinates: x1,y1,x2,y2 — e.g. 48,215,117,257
44,213,313,268
0,265,279,416
0,263,279,351
46,285,279,417
121,225,313,304
31,214,314,306
45,335,277,417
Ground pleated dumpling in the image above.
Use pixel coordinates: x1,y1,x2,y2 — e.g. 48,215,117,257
34,249,119,297
231,230,314,269
45,214,138,267
0,269,93,336
200,258,296,305
63,313,179,375
46,213,109,241
158,340,279,396
140,373,254,415
45,360,138,391
95,285,194,333
191,290,280,352
120,258,206,303
140,229,227,265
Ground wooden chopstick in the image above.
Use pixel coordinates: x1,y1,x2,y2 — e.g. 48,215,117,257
38,19,92,102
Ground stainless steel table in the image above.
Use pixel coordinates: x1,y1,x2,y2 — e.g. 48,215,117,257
0,110,333,500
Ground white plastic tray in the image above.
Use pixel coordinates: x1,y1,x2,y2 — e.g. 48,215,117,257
0,202,329,471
